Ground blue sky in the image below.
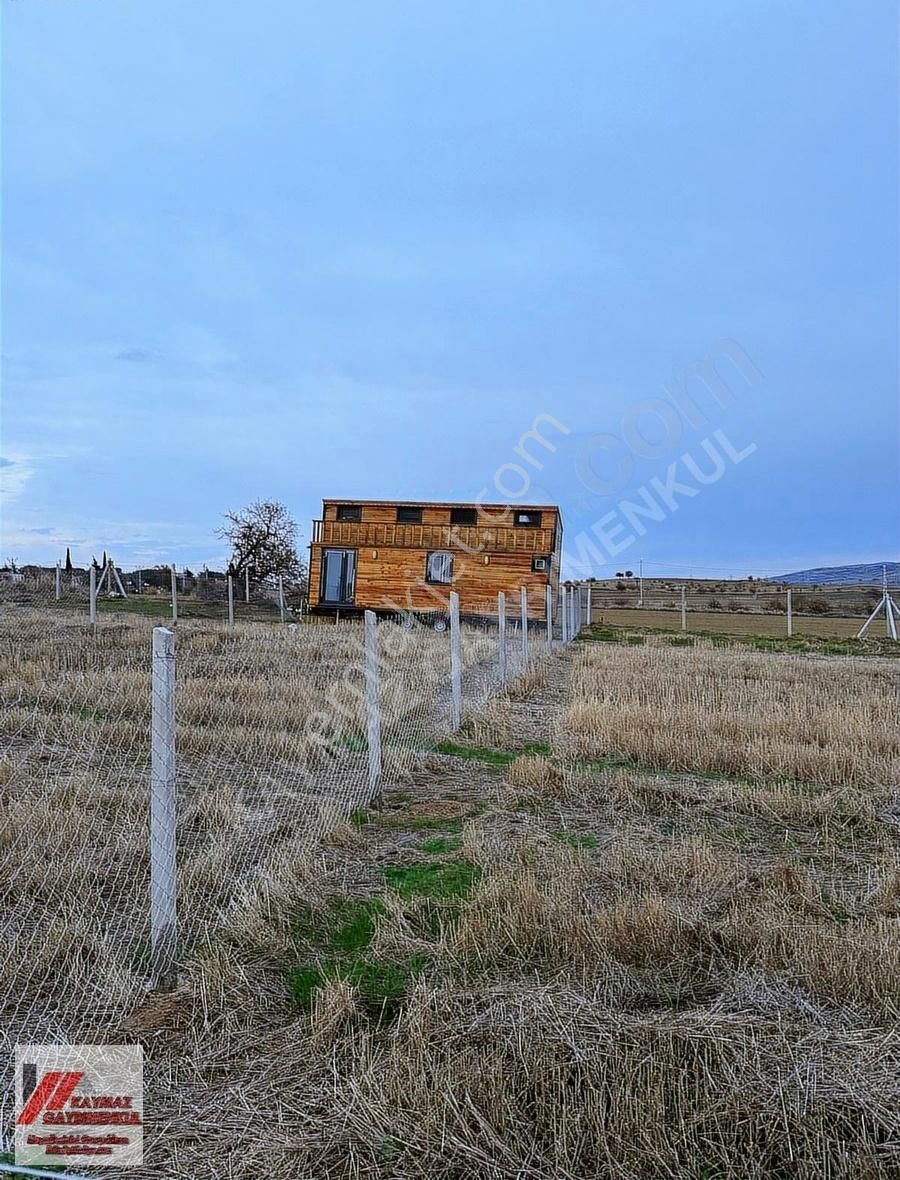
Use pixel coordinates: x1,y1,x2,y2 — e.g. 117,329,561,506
2,0,896,578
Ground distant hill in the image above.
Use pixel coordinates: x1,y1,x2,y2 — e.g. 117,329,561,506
774,562,900,587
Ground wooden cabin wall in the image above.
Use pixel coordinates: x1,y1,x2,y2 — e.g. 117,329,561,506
309,545,555,618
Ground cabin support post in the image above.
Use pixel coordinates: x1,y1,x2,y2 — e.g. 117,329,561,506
364,611,382,800
520,586,529,663
545,585,553,647
786,589,792,637
89,566,97,625
681,585,687,632
170,565,178,625
449,591,462,730
497,592,507,682
227,575,235,626
150,626,178,991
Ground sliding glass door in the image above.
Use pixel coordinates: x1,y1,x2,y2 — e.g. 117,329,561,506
320,548,357,604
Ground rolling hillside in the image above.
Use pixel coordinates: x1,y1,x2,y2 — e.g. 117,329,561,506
775,561,900,586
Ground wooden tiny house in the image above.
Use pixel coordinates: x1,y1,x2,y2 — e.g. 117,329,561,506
309,499,562,622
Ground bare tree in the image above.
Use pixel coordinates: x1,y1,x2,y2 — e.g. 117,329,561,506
217,500,305,584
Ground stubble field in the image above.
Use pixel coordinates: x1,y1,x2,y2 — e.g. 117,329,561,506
1,609,899,1177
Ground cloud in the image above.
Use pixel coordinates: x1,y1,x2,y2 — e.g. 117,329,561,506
0,453,35,502
114,347,159,363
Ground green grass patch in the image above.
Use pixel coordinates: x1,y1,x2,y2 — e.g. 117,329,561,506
291,895,429,1018
554,831,599,849
667,635,695,647
375,810,467,833
420,835,463,854
289,955,427,1017
588,627,620,642
294,897,385,954
435,740,550,767
383,858,481,900
329,899,386,952
349,809,370,826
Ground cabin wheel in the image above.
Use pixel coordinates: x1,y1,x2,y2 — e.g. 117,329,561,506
432,616,448,632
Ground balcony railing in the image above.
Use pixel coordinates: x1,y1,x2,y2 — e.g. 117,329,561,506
311,519,555,554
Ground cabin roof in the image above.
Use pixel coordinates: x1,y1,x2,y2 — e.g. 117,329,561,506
321,497,561,516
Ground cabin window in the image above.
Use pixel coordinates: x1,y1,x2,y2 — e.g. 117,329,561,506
320,549,356,603
396,506,423,523
450,507,477,526
425,551,453,584
335,504,361,522
515,510,542,527
532,555,550,573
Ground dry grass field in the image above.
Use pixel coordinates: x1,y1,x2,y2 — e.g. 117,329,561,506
590,606,866,639
2,611,899,1177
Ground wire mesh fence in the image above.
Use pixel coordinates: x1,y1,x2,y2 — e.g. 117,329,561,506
0,580,571,1155
579,578,898,638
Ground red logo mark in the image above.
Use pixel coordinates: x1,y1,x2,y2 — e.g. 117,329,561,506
17,1071,85,1126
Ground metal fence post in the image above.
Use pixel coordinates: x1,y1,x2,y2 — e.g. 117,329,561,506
150,627,177,990
520,586,529,663
681,585,687,632
786,588,793,637
89,566,97,624
545,584,553,648
497,591,507,682
170,565,178,625
364,610,382,800
55,562,61,601
449,591,461,729
278,575,286,623
227,575,235,626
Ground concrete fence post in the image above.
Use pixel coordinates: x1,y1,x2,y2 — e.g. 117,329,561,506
681,585,687,632
110,561,128,598
245,568,250,604
364,610,382,800
560,585,568,644
545,584,553,648
586,582,592,627
55,562,61,601
497,591,507,682
786,588,793,637
278,575,286,624
227,575,235,626
150,627,178,990
170,565,178,625
449,591,462,729
89,566,97,625
520,585,529,663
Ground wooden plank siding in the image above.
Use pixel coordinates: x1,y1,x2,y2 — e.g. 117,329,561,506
309,499,562,619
